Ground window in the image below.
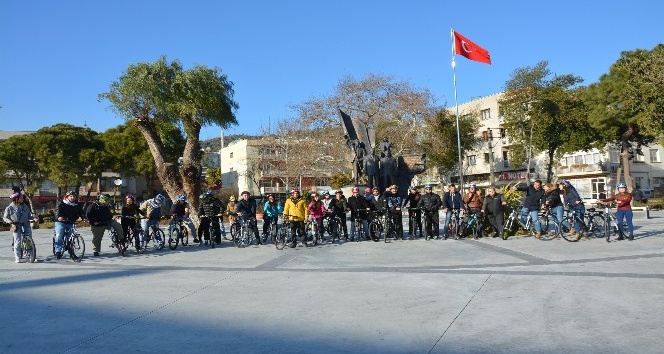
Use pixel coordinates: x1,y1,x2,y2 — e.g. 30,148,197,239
481,108,491,120
574,155,584,164
229,152,234,158
609,149,620,163
484,153,490,164
593,153,601,164
502,151,509,168
650,149,660,163
635,152,645,162
468,155,476,165
653,177,664,187
499,128,506,138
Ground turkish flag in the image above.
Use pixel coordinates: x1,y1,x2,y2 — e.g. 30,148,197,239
454,31,491,65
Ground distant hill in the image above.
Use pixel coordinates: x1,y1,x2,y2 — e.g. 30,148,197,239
200,134,260,151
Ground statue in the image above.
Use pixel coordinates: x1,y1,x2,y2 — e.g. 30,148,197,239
380,148,397,189
379,137,393,160
363,153,379,188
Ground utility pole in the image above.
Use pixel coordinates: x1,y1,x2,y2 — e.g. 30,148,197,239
483,128,501,186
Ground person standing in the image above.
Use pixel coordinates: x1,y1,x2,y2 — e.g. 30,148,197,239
418,185,441,239
543,183,564,223
347,186,371,241
404,186,423,238
87,194,124,256
559,180,585,239
307,193,326,241
481,187,507,239
54,191,84,260
384,185,404,239
513,180,545,238
600,182,634,240
442,184,464,239
121,194,144,252
198,191,225,245
328,190,349,241
4,192,33,263
236,190,260,244
263,194,283,239
463,184,485,238
169,194,197,241
283,188,308,247
139,194,165,248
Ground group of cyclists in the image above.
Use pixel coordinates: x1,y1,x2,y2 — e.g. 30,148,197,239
5,178,638,262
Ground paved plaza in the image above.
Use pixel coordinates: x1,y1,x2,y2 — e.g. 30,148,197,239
2,212,663,354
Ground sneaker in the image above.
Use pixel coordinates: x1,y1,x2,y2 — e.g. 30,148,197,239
15,258,20,263
70,254,79,261
535,232,542,239
193,238,200,243
204,241,209,246
289,243,296,248
55,252,63,259
93,252,100,257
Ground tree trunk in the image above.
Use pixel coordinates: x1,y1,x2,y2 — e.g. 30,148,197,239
620,124,636,193
546,148,555,183
135,119,183,203
180,122,203,223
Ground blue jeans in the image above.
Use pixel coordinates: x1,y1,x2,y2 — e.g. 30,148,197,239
615,209,634,234
572,205,586,233
520,207,541,232
141,219,161,243
54,222,74,253
551,206,564,223
350,219,369,239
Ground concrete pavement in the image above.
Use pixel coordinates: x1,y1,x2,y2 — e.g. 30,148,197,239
1,212,663,354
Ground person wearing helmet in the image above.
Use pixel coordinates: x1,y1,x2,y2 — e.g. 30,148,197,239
54,191,84,260
347,186,371,241
404,186,423,239
442,184,464,240
139,193,166,248
418,185,442,239
198,191,225,245
462,184,485,238
600,182,634,240
86,194,124,256
121,194,145,251
512,180,545,239
263,194,283,241
559,180,586,239
4,192,33,263
308,192,326,242
283,188,307,247
236,191,260,244
328,190,349,241
384,185,404,239
169,194,196,243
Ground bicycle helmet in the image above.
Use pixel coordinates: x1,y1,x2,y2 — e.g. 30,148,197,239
470,184,477,189
321,191,329,196
389,185,398,190
154,194,166,204
229,195,236,202
617,182,627,189
177,194,186,202
65,190,78,197
351,187,360,193
291,188,300,194
98,194,111,204
424,185,432,189
125,193,135,200
10,192,21,200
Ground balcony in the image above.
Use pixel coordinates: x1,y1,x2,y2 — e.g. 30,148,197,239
557,163,607,175
261,186,290,194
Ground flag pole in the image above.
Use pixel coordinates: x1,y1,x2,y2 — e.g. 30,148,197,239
451,28,465,191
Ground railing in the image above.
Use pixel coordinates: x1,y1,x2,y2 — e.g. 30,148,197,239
557,164,606,174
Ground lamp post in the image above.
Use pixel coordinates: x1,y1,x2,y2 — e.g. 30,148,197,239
113,178,122,211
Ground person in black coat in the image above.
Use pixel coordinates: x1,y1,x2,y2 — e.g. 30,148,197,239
481,187,507,238
417,185,442,239
442,184,464,239
512,180,545,237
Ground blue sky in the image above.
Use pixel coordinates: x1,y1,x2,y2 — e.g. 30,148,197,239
1,0,662,141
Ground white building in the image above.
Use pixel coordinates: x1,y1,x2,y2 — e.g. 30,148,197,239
448,93,664,199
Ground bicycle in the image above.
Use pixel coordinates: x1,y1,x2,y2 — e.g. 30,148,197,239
407,207,422,239
598,203,628,242
327,213,346,243
349,209,368,242
444,209,461,240
559,207,597,242
377,209,401,243
368,210,386,242
167,217,191,250
11,221,36,263
305,217,324,246
420,207,439,241
108,222,130,256
275,215,295,250
138,222,165,254
52,221,85,262
458,209,483,240
233,216,255,248
266,215,279,245
502,206,558,240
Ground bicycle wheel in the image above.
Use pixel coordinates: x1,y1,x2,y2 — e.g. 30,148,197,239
230,222,238,240
153,228,166,250
539,216,559,241
448,219,459,240
137,229,148,254
368,220,382,242
386,221,398,242
70,234,85,261
234,227,244,247
560,216,580,242
168,228,180,250
23,236,37,263
180,227,189,246
275,227,286,250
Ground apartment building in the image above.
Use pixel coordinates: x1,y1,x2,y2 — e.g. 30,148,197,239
447,93,664,199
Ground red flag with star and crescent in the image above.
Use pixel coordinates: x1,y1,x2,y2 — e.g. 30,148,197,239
453,31,491,65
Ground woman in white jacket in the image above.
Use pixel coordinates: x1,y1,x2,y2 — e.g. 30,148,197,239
3,192,33,263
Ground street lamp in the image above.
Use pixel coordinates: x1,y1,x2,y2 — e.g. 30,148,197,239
113,178,122,211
